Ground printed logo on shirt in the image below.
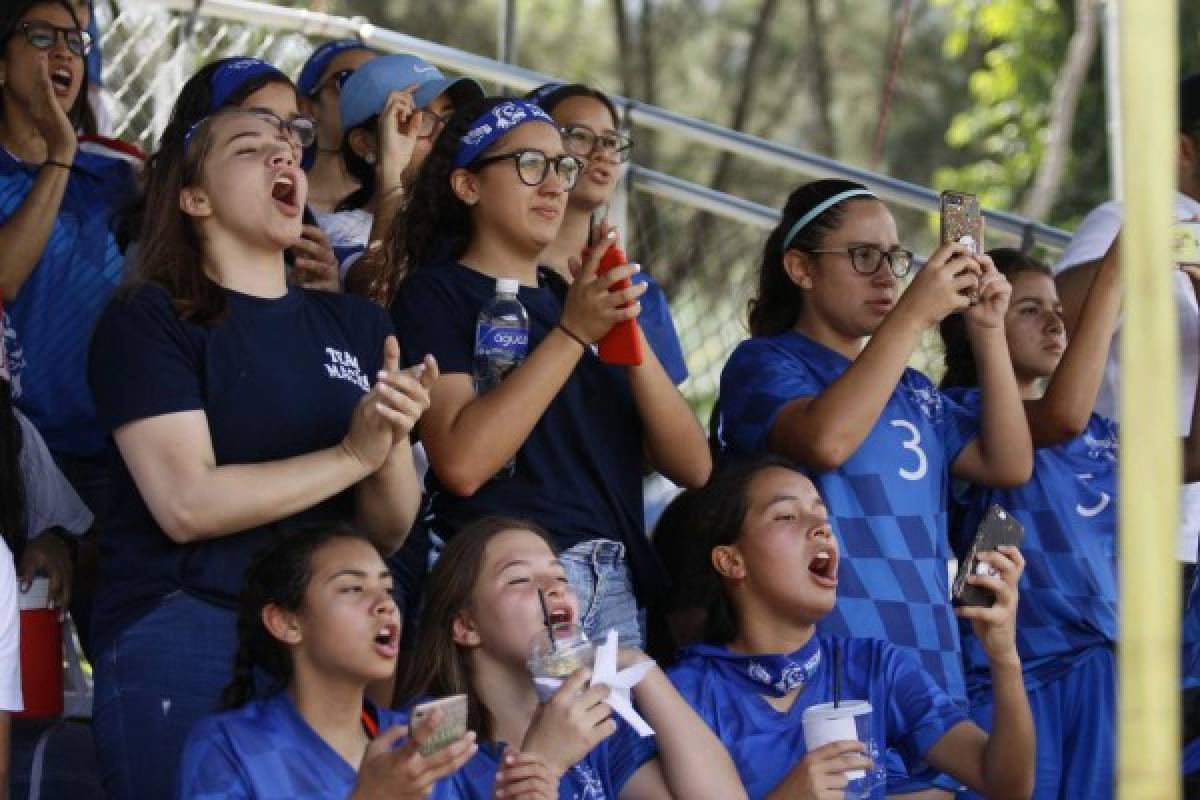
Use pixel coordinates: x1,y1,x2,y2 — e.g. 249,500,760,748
1,310,24,398
569,764,607,800
323,347,370,391
1082,427,1118,462
907,385,944,421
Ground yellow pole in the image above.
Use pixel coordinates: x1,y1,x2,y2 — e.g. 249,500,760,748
1117,0,1180,797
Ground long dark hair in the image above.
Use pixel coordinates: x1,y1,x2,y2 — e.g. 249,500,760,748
127,59,297,323
396,515,557,742
939,247,1054,389
657,455,804,645
387,96,511,279
749,179,874,337
529,83,620,126
0,0,89,130
335,118,376,213
222,524,378,709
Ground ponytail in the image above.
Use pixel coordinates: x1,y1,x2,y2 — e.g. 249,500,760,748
221,524,376,708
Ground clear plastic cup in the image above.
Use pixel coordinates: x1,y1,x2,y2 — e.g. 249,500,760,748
801,701,885,798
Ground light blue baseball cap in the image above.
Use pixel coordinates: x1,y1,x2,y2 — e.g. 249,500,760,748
339,53,483,133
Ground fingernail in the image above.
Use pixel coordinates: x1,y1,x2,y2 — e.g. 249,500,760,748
377,370,389,380
606,229,617,240
631,263,642,272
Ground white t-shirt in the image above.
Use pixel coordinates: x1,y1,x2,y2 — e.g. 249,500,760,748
1055,192,1200,562
0,537,22,713
18,410,93,540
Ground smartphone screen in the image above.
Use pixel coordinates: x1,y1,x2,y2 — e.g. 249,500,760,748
1175,221,1200,266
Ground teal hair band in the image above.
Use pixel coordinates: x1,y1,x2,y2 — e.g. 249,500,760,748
781,188,877,251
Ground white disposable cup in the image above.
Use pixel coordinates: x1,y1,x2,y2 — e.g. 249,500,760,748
801,700,873,780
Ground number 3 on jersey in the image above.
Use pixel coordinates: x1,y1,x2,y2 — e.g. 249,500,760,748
890,419,928,481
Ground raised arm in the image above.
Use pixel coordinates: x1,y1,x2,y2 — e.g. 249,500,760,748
927,546,1035,799
0,57,78,301
625,326,711,489
1026,239,1121,446
769,243,978,471
952,255,1034,487
418,252,644,496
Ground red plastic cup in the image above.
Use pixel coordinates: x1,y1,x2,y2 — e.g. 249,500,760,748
16,577,64,719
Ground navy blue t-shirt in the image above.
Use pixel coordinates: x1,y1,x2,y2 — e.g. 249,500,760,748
391,263,659,593
88,283,391,654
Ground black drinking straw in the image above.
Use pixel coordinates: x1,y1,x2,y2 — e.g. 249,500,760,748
833,646,841,709
538,588,558,652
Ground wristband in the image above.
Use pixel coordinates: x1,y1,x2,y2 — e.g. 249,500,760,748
41,160,72,172
556,323,589,351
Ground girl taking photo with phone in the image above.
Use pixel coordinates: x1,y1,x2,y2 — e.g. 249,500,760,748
87,63,434,799
389,97,710,647
179,526,475,799
715,178,1032,795
396,515,747,800
941,243,1200,799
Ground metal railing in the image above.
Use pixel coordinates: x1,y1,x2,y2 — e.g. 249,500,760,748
102,0,1072,407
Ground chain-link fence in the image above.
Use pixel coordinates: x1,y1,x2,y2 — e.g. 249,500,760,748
95,0,1067,418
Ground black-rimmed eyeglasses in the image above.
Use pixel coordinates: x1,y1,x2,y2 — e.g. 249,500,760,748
805,245,916,278
470,150,584,190
13,22,92,57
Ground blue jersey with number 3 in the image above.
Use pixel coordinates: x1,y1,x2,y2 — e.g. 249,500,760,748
717,331,978,701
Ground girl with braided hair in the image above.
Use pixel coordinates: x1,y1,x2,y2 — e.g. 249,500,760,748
179,525,475,799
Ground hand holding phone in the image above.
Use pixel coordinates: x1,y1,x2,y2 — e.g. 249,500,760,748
411,694,469,757
953,505,1024,608
941,191,984,303
583,222,644,366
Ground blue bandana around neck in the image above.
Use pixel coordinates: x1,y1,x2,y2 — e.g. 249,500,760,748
692,637,824,698
208,58,288,114
452,100,556,169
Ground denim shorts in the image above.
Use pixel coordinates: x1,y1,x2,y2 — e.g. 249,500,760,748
560,539,644,649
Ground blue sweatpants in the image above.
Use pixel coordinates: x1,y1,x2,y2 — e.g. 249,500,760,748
964,645,1115,800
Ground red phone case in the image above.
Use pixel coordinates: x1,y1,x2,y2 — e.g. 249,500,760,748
593,244,644,366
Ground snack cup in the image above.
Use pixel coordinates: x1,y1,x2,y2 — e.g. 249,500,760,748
528,622,594,701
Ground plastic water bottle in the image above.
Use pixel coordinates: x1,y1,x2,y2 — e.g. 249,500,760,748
474,278,530,476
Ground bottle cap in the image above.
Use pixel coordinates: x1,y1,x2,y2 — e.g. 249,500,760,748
19,576,51,610
496,278,520,295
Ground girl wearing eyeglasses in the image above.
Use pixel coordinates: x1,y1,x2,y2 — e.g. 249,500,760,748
0,0,137,516
295,39,377,215
85,64,435,800
389,97,711,649
714,178,1032,797
530,83,688,389
320,53,482,303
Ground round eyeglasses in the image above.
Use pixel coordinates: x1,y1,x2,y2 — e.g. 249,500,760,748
560,124,633,163
805,245,916,279
470,150,584,190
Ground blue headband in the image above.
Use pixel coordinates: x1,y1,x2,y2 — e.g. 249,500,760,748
452,100,556,168
208,58,288,114
297,39,369,96
781,188,877,251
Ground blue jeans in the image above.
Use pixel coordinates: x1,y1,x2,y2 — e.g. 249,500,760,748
560,540,644,649
91,591,238,800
